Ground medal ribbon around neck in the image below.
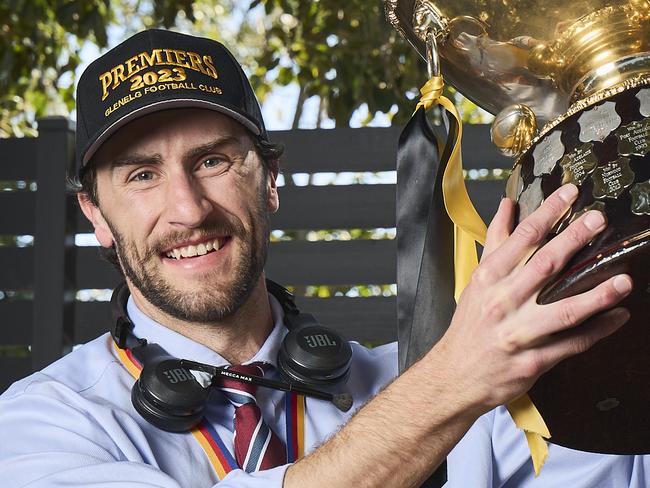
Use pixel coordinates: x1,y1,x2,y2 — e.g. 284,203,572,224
415,75,551,475
112,338,306,479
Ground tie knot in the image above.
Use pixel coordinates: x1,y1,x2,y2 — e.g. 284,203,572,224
218,362,270,405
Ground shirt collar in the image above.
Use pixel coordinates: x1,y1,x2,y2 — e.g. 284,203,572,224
126,293,286,368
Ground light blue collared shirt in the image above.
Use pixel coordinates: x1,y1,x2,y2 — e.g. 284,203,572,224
0,295,398,487
4,295,646,487
446,406,650,487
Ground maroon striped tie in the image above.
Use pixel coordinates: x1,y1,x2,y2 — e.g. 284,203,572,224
217,363,287,472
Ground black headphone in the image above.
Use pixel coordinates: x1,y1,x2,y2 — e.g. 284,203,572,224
111,280,353,432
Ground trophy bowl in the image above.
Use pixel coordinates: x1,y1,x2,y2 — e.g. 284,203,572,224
386,0,650,453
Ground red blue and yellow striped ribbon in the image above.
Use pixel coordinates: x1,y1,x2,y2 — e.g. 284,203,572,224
112,338,306,479
285,391,305,461
192,421,238,479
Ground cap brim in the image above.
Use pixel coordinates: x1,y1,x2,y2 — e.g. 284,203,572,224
82,98,261,166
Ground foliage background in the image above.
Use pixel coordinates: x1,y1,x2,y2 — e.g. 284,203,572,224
0,0,489,137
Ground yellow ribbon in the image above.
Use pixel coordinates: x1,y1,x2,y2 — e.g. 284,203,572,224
416,77,487,300
416,76,550,475
508,395,551,475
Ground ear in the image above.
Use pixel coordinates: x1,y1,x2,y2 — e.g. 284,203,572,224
266,165,279,213
77,193,115,248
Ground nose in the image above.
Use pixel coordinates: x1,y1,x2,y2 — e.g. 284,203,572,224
164,171,212,228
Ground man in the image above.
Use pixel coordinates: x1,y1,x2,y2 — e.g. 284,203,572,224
0,29,634,487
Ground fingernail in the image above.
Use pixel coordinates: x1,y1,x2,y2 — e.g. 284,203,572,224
613,275,632,295
499,197,512,210
613,308,630,322
559,184,578,203
583,210,605,230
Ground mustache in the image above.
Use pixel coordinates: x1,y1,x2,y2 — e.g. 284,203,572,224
141,220,244,261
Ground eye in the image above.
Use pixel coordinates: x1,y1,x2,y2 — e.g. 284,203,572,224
131,171,154,182
203,157,224,169
198,156,232,176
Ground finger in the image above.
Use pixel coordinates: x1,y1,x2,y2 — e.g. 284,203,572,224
482,198,515,260
482,184,578,275
530,274,632,339
507,209,607,302
532,306,630,376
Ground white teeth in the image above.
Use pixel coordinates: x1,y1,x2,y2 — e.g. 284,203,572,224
166,238,223,260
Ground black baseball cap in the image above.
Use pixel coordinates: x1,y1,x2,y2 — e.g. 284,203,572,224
75,29,268,176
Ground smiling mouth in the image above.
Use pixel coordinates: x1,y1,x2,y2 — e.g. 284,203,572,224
164,237,227,260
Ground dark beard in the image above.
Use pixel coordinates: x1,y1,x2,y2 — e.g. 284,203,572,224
103,194,270,323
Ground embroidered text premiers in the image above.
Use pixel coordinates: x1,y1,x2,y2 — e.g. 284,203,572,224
99,49,218,101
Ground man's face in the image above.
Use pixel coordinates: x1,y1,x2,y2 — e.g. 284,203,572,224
83,108,278,322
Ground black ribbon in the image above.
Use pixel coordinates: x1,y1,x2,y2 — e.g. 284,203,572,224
396,106,458,487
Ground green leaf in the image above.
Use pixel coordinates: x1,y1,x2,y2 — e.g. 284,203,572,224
0,0,482,136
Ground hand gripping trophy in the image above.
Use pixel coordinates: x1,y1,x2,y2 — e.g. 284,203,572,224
386,0,650,470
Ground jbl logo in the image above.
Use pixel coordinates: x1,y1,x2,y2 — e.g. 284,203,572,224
304,334,337,348
163,368,193,384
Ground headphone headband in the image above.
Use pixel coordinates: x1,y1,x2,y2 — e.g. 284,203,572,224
110,282,145,350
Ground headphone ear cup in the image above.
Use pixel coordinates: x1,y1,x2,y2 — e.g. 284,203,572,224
131,378,205,432
279,325,352,389
131,357,209,432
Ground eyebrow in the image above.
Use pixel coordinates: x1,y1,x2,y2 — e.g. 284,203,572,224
109,136,244,172
110,153,163,171
183,136,243,162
